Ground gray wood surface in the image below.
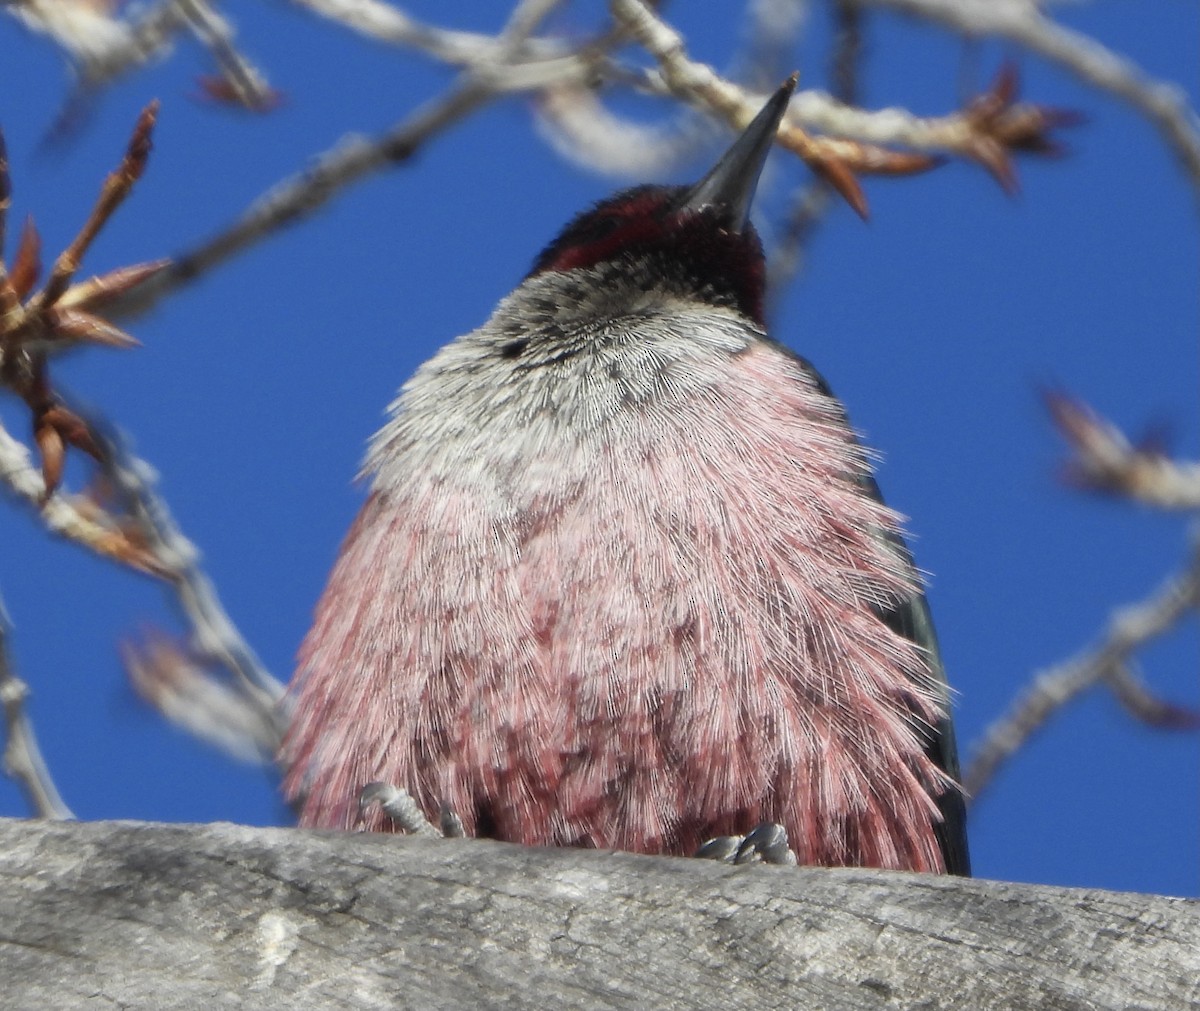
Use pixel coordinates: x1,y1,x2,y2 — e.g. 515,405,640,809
0,818,1195,1009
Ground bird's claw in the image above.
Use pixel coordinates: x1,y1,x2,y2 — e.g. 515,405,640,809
359,782,467,839
695,822,798,866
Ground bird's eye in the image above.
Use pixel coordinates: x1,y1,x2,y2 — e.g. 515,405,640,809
498,338,529,359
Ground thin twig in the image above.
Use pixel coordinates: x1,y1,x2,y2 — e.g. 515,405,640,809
33,102,158,311
537,0,811,179
0,418,161,571
177,0,274,110
611,0,1060,217
1046,392,1200,511
97,428,286,715
1,410,286,756
964,536,1200,800
7,0,187,85
291,0,618,95
495,0,563,51
123,631,283,763
0,593,73,819
767,0,864,298
536,87,714,177
731,0,812,91
611,0,783,130
110,19,612,319
110,81,496,318
288,0,568,66
1105,662,1200,731
859,0,1200,198
7,0,275,133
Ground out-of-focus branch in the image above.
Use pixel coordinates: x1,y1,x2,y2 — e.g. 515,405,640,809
964,535,1200,800
0,420,159,571
178,0,277,111
122,631,283,764
535,87,713,177
98,430,285,710
535,0,808,188
113,82,494,319
1046,393,1200,510
5,0,274,115
732,0,811,90
1104,661,1200,731
112,15,612,319
1,410,286,765
288,0,570,66
3,0,181,82
0,102,284,766
860,0,1200,198
0,593,72,819
495,0,564,50
610,0,1070,217
0,408,286,763
767,0,863,299
956,393,1200,799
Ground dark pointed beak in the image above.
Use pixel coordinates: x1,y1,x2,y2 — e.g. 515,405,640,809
676,74,797,233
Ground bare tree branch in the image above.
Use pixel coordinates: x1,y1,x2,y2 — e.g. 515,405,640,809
860,0,1200,197
0,595,72,819
0,411,285,770
964,534,1200,799
122,631,283,764
289,0,572,66
33,0,1064,320
177,0,276,111
112,84,494,318
111,21,619,319
2,0,176,79
767,0,863,298
98,429,285,705
1105,661,1200,731
1046,392,1200,510
611,0,1071,216
0,99,282,776
4,0,273,110
0,419,159,570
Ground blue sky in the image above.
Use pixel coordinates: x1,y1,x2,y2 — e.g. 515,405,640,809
0,3,1195,895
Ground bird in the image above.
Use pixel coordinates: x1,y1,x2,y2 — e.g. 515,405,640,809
281,77,970,876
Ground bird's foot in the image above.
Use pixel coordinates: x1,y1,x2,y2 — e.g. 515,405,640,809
695,822,798,866
359,783,466,838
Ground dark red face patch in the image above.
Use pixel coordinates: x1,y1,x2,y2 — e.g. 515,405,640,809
528,185,768,324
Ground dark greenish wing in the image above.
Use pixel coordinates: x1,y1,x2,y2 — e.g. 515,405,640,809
786,348,971,876
860,471,972,878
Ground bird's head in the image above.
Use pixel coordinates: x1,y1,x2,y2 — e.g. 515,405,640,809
526,76,796,327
